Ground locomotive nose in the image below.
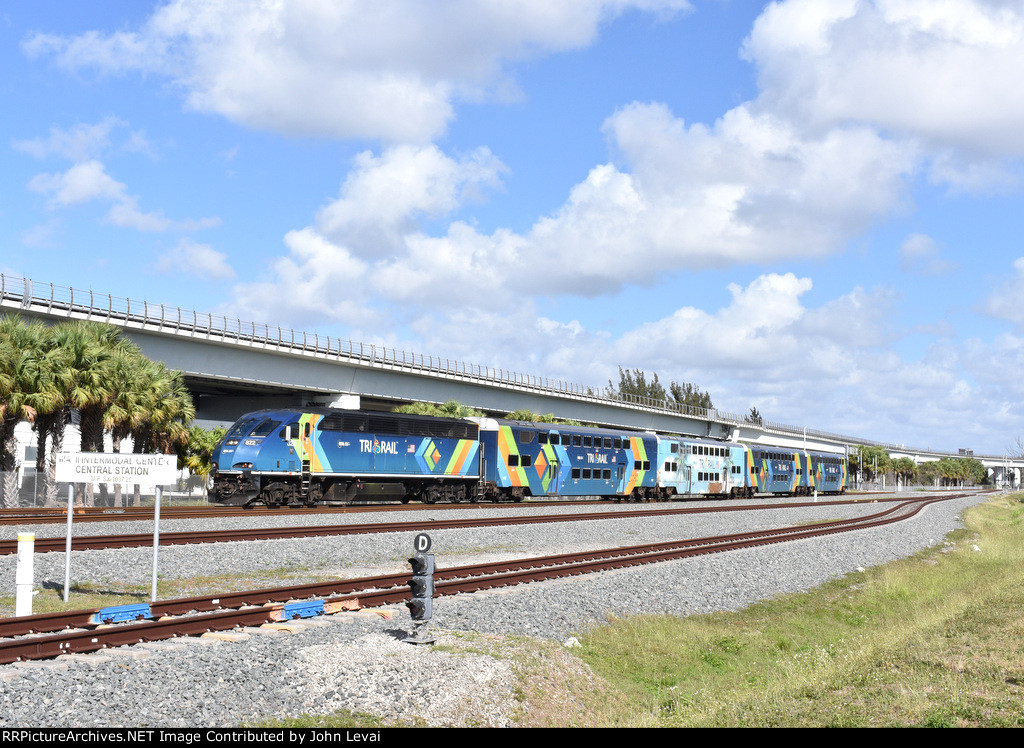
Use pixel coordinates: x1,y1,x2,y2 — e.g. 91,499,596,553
215,436,262,470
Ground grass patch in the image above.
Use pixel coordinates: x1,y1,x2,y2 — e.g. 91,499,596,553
573,493,1024,727
253,494,1024,728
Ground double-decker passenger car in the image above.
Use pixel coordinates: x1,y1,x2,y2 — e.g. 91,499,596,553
656,436,751,498
804,450,848,495
748,446,800,495
472,418,658,501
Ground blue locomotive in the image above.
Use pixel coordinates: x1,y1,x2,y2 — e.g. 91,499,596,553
210,407,847,506
210,408,481,506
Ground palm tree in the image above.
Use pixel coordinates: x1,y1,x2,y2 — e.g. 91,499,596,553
130,361,195,454
0,316,47,507
2,318,197,507
177,425,226,497
129,361,195,506
29,324,77,506
44,321,106,506
73,323,139,454
103,346,154,506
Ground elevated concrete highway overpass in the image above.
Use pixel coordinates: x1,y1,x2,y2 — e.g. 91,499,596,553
3,274,1020,486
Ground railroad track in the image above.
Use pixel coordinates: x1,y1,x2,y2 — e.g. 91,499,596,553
0,502,485,525
0,495,910,555
0,493,892,525
0,493,967,664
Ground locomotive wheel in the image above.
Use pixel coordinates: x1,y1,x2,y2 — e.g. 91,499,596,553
260,482,290,507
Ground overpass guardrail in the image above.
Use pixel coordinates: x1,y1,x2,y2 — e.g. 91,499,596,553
0,273,999,460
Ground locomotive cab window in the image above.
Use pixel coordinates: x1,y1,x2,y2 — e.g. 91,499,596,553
250,419,281,437
228,417,262,438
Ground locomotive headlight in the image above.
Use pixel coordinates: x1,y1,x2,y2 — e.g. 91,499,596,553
226,439,239,446
233,462,253,469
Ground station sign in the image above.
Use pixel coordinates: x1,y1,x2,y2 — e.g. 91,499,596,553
55,452,178,487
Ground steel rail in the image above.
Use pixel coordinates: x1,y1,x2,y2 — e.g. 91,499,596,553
0,495,908,555
0,495,963,663
0,499,601,526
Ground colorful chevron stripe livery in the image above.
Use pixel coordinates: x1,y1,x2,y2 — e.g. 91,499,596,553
277,410,481,479
495,425,527,488
297,412,324,472
492,425,570,494
624,436,648,494
211,407,847,506
478,420,656,498
415,438,479,476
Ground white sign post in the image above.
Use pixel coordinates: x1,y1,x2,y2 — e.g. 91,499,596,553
55,452,178,603
15,533,34,616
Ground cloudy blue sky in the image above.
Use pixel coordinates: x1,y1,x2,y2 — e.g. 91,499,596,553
3,1,1024,455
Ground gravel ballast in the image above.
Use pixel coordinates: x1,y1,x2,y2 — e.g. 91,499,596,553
0,492,997,727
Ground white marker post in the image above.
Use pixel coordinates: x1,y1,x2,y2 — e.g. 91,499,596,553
15,533,35,616
64,483,73,602
151,485,162,601
55,453,178,604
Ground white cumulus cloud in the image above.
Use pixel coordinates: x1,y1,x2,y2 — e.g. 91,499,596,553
156,238,236,281
24,0,692,142
744,0,1024,168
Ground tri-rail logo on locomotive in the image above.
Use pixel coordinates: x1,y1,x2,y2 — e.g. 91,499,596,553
360,438,399,454
209,408,848,506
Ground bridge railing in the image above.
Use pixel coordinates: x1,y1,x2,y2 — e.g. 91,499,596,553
0,273,970,457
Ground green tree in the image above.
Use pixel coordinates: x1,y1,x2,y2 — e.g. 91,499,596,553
505,408,539,422
0,317,47,507
892,457,917,486
917,460,942,486
607,367,713,410
28,324,77,505
608,368,668,401
502,409,584,425
669,381,713,411
72,323,139,454
130,361,195,455
933,456,986,486
850,445,892,483
393,400,484,418
177,425,227,497
2,316,196,507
